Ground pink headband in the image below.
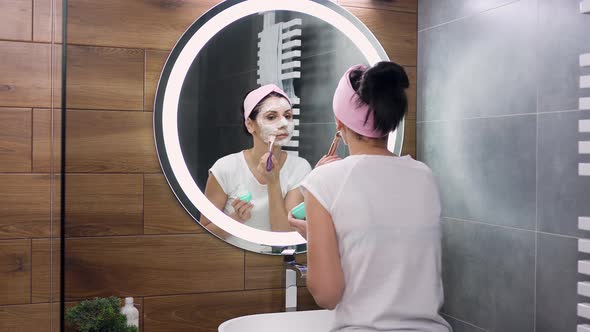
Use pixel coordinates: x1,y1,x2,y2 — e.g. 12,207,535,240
333,64,387,138
243,84,291,121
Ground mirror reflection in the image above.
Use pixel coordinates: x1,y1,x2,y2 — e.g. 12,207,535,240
199,84,312,238
175,10,369,244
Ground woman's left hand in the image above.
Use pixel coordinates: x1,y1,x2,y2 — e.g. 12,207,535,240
288,212,307,239
257,152,280,184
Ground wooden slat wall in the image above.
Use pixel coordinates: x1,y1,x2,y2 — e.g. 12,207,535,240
0,108,32,172
0,0,416,330
0,0,61,329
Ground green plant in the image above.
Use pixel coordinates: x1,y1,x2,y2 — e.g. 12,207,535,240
65,297,138,332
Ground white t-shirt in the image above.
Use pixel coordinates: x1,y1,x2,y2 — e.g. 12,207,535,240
301,154,451,332
209,151,312,233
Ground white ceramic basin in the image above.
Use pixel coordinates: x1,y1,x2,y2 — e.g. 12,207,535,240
218,310,333,332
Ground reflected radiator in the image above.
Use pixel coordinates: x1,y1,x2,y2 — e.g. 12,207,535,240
257,13,302,156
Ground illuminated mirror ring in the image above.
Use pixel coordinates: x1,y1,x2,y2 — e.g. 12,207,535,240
154,0,402,252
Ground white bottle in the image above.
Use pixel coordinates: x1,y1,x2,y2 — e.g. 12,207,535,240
120,297,139,328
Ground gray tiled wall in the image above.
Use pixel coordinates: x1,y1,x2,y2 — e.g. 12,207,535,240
418,0,590,331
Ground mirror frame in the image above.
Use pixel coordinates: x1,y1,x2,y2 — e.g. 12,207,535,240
153,0,402,253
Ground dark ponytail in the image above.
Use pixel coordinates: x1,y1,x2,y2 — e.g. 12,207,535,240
349,61,409,135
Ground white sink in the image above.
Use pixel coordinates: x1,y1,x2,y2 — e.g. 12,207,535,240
218,309,333,332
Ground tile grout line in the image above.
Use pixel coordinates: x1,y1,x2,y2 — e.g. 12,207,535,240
142,174,145,235
417,109,590,124
31,0,34,41
537,230,579,240
444,217,536,233
30,238,33,304
48,0,55,328
440,313,488,331
143,49,147,112
445,217,581,239
339,3,416,14
418,0,520,33
31,109,34,173
533,1,540,329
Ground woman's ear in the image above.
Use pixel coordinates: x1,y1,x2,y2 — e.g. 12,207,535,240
335,119,345,132
245,118,256,134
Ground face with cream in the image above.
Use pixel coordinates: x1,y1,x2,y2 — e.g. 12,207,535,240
255,96,294,146
243,84,295,146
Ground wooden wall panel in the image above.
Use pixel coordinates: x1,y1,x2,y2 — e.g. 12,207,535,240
406,67,417,117
0,41,51,108
138,297,145,332
65,174,143,237
144,174,204,235
344,7,416,66
65,235,244,299
33,0,63,43
244,253,283,290
402,111,416,158
0,174,50,239
31,239,51,304
338,0,417,13
67,46,144,110
51,183,62,238
32,109,51,173
67,0,221,50
143,289,284,332
0,108,32,172
31,239,60,304
0,240,31,305
145,50,169,111
143,289,320,331
402,66,416,158
0,0,32,41
245,252,307,290
0,303,51,332
1,2,63,331
65,110,160,173
32,109,62,173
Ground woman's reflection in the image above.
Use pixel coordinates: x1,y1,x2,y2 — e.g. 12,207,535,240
199,84,312,238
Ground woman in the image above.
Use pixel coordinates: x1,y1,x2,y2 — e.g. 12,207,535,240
289,62,451,331
200,84,313,239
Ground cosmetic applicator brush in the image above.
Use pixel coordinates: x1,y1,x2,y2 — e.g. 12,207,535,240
266,134,276,172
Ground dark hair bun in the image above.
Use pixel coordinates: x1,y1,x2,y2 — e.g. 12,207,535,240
361,61,409,93
351,61,409,135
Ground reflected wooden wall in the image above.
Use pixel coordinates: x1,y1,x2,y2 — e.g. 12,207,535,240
0,0,416,331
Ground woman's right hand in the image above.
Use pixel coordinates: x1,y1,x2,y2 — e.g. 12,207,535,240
229,198,253,222
315,154,341,168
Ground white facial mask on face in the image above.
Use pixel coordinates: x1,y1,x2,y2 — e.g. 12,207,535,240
256,97,294,146
274,120,295,146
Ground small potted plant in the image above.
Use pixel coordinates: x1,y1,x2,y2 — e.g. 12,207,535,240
65,297,138,332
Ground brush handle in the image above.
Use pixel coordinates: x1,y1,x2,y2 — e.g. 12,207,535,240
266,152,273,172
327,134,341,156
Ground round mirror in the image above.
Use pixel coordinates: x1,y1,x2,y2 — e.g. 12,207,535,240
154,0,402,254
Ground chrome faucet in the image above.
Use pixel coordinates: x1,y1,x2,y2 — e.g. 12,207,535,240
282,248,307,312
